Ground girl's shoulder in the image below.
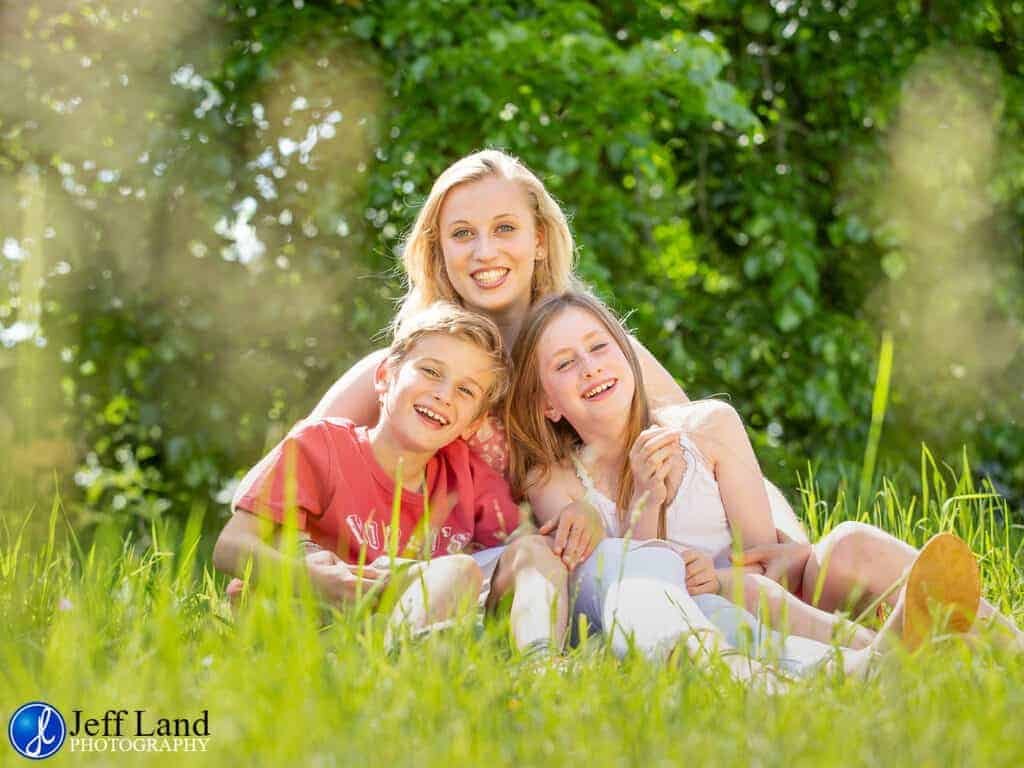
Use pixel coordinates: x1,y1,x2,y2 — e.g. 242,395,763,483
652,399,742,466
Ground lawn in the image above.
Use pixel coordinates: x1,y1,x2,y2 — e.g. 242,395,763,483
2,455,1022,767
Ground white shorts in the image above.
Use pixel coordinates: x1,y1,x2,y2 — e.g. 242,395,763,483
470,545,507,607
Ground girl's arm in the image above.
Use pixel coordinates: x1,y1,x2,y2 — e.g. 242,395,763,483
629,337,690,408
231,349,386,510
677,401,778,549
526,465,603,569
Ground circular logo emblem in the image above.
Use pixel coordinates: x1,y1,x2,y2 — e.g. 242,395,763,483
8,702,66,760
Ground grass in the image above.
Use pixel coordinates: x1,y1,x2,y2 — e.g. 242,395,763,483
2,453,1023,767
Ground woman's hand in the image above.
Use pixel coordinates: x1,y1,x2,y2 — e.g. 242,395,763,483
538,499,606,570
680,548,719,595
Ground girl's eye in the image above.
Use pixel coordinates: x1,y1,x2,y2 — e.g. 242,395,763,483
591,342,608,353
496,223,515,234
422,367,440,378
555,358,574,372
452,228,472,239
458,386,476,397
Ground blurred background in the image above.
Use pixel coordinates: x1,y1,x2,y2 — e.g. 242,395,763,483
1,0,1021,537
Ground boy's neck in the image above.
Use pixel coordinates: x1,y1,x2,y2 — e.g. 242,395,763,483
365,422,434,491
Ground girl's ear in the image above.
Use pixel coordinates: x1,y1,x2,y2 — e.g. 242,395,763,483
543,397,562,423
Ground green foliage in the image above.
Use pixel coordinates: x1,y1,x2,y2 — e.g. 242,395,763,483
1,1,1021,529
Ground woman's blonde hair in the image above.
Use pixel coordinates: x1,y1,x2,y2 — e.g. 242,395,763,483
394,149,578,330
505,292,654,531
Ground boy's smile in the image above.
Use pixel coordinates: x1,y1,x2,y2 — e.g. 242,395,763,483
375,334,497,458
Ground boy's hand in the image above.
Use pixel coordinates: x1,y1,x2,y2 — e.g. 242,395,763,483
538,500,606,571
680,548,718,595
307,558,386,604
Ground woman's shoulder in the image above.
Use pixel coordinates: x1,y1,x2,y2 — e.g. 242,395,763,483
309,348,388,421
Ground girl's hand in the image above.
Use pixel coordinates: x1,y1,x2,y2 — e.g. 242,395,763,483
680,548,718,595
628,426,682,513
538,500,606,570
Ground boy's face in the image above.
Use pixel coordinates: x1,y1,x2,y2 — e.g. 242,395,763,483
375,333,498,454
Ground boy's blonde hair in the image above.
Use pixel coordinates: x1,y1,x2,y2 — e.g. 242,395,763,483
389,302,509,416
394,149,579,330
506,292,654,532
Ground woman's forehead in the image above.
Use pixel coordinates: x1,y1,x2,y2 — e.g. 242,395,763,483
440,175,530,223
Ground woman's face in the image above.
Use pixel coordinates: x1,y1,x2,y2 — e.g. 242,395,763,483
535,306,635,434
438,175,543,319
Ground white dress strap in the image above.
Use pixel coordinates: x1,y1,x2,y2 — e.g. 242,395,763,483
570,453,621,537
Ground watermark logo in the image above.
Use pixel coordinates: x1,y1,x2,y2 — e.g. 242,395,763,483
8,702,67,760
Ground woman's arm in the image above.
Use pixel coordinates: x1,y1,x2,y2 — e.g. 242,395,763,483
629,337,690,409
231,349,386,510
310,348,388,421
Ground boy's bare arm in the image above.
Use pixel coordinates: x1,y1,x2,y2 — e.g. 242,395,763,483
212,510,383,603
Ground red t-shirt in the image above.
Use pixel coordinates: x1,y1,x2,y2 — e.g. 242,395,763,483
235,418,521,564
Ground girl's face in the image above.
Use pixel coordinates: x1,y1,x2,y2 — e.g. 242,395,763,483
535,306,635,434
438,175,544,319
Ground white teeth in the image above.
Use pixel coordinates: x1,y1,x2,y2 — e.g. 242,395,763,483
472,268,508,286
583,381,615,399
414,405,449,426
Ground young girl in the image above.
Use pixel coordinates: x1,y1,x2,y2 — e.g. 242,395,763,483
506,291,992,663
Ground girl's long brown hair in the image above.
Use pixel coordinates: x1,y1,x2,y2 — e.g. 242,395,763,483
506,292,652,529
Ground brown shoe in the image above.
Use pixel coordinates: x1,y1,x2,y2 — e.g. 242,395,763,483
902,533,981,651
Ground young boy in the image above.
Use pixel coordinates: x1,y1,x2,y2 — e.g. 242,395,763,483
213,302,521,635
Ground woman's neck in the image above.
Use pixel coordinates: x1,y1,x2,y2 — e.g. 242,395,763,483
487,293,532,352
365,422,433,490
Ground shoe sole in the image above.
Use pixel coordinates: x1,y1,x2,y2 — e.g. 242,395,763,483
902,532,981,651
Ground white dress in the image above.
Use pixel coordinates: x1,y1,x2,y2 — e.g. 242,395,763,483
572,433,807,566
